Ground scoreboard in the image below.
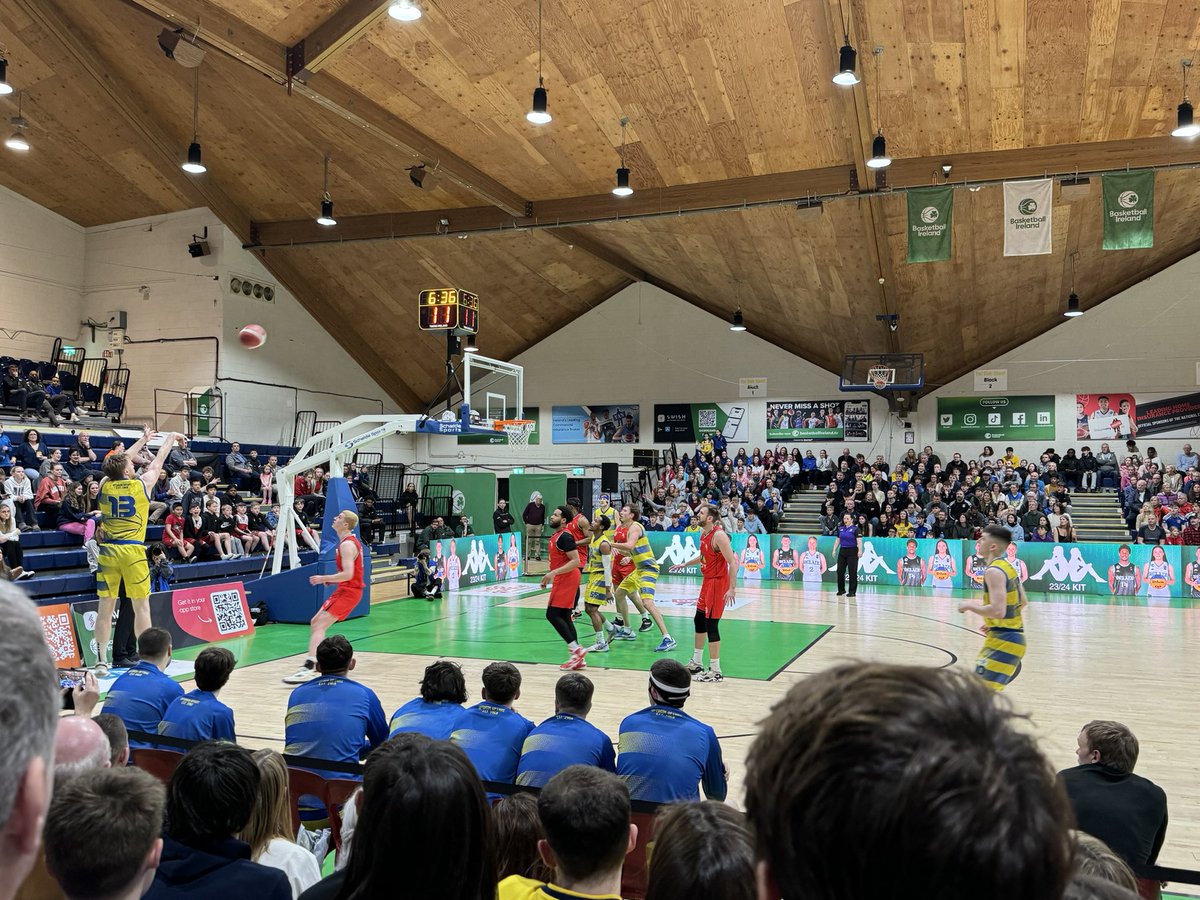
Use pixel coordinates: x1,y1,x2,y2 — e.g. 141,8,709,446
418,288,479,334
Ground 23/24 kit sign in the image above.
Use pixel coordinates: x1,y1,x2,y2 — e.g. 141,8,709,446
936,396,1055,441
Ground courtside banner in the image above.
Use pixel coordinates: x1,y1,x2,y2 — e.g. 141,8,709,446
1102,170,1154,250
906,186,954,263
646,531,765,582
652,403,750,443
38,603,82,667
1003,178,1053,256
430,533,522,591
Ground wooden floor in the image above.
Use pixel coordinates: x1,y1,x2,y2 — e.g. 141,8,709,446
155,577,1200,871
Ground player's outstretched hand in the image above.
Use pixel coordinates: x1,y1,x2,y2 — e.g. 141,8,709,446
308,575,324,586
957,602,970,614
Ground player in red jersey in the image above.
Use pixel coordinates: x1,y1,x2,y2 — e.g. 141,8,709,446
681,505,738,682
284,509,363,684
541,505,585,670
563,503,590,618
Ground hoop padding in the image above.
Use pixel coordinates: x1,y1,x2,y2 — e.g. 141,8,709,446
497,419,535,446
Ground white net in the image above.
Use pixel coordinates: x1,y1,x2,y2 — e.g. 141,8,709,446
502,421,535,446
868,367,895,390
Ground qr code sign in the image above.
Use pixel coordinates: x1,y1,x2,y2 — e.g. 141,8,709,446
41,613,77,663
211,589,248,635
698,409,717,430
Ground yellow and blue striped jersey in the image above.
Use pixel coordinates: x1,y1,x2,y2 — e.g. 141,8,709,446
628,526,658,570
99,477,150,543
984,559,1024,630
584,532,609,576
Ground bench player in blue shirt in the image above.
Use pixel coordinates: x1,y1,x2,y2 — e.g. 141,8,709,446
388,659,469,740
101,627,183,748
516,673,616,788
451,662,534,790
158,646,237,743
617,658,727,802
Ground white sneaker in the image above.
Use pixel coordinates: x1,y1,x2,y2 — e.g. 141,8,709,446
587,641,610,653
282,666,318,684
93,662,110,678
695,670,724,683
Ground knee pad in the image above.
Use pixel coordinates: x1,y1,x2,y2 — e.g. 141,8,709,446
694,611,707,634
708,620,721,643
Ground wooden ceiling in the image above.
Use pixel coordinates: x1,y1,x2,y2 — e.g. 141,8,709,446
1,0,1199,405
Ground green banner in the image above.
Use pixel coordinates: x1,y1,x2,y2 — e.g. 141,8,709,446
906,186,954,263
509,473,567,528
936,395,1055,441
433,472,496,534
1102,170,1154,250
646,531,768,583
458,406,542,445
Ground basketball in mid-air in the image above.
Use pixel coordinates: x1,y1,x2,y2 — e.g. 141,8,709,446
238,324,267,349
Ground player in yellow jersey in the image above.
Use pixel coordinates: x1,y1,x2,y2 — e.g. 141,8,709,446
595,494,619,540
611,504,675,652
93,428,186,677
582,514,614,654
959,524,1028,692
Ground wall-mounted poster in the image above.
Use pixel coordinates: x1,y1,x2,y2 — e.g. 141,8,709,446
1075,394,1137,441
552,405,640,444
937,395,1055,441
653,403,749,443
765,400,870,442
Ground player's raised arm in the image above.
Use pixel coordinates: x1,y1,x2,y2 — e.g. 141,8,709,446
140,432,185,492
125,425,154,464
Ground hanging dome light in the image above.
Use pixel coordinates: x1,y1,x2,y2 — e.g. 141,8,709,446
388,0,422,21
866,132,891,169
730,308,747,332
833,44,859,86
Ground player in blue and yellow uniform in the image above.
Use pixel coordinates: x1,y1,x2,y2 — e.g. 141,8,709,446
611,504,675,651
515,673,615,788
581,514,615,654
94,428,186,676
451,662,533,796
959,525,1028,692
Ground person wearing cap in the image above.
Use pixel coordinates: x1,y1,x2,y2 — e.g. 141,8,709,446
616,658,726,803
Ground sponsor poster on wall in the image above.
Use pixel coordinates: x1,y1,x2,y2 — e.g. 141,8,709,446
653,403,750,443
646,531,766,582
936,396,1055,441
552,405,640,443
430,533,524,590
765,400,870,442
458,406,542,445
1075,394,1137,441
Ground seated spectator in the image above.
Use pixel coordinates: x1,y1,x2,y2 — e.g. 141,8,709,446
103,628,184,749
147,542,175,594
94,713,130,768
3,364,57,425
617,659,726,803
247,501,273,553
291,499,321,553
164,438,197,477
147,742,291,899
1059,720,1168,869
455,515,474,538
1136,511,1164,545
34,462,67,516
417,515,453,551
284,635,388,780
57,480,100,547
163,503,194,562
645,801,754,900
224,442,254,490
745,662,1074,900
1072,831,1138,893
399,481,420,524
358,497,385,544
388,659,468,739
1056,513,1079,543
0,503,31,578
411,548,442,599
451,662,534,791
516,673,615,788
238,750,322,899
4,466,38,530
206,499,238,559
298,734,495,900
157,647,237,743
1061,873,1142,900
493,792,551,883
498,766,633,900
42,768,165,900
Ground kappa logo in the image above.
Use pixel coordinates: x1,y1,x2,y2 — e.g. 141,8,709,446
1018,198,1038,215
920,206,940,223
1118,190,1139,209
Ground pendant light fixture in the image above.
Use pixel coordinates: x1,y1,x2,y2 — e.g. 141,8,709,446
463,335,480,353
1064,251,1083,317
180,68,206,174
1173,60,1200,137
730,309,747,332
612,116,633,197
865,47,891,168
388,0,422,21
831,2,859,85
316,152,337,226
5,91,29,152
0,57,13,96
526,0,551,124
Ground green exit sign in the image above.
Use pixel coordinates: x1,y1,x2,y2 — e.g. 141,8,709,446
571,467,585,476
454,467,466,473
511,467,525,474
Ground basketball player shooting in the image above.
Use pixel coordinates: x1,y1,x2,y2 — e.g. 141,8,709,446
541,505,585,670
679,505,738,682
284,509,362,684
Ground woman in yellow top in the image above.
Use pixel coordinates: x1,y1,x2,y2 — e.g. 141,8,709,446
958,524,1028,692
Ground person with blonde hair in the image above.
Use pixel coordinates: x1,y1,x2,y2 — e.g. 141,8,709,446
239,750,321,898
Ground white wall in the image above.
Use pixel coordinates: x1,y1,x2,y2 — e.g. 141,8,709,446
0,185,84,360
430,282,894,472
919,250,1200,463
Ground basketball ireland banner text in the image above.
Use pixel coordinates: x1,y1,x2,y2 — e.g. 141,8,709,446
906,186,954,263
552,405,640,443
653,403,749,443
1102,170,1154,250
936,395,1055,441
766,400,870,442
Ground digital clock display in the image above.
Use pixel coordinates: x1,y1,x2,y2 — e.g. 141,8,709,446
418,288,479,334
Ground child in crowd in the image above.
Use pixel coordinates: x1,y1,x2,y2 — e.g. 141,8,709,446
148,541,175,593
260,463,274,505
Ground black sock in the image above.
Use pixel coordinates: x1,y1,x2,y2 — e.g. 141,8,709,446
303,659,315,670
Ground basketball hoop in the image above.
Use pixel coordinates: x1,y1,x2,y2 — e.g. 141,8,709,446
496,419,536,447
868,367,895,390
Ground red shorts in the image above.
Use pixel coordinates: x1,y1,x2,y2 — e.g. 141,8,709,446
613,563,634,588
548,569,582,609
698,577,730,620
322,586,362,621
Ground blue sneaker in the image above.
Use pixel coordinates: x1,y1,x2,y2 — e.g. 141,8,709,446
654,635,677,652
610,628,637,641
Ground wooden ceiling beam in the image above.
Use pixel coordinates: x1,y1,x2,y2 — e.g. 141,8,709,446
291,0,393,80
115,0,530,217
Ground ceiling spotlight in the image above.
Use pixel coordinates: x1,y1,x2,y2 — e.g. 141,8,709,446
941,162,952,177
866,131,891,169
1173,60,1200,137
181,69,206,174
730,308,747,332
5,92,28,151
612,116,633,196
1064,292,1083,317
832,44,859,85
388,0,422,21
463,334,479,352
409,163,427,188
316,152,337,226
0,58,13,96
526,0,551,124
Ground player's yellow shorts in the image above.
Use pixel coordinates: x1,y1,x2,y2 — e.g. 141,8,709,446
97,541,151,600
975,628,1026,692
584,575,611,607
617,566,658,602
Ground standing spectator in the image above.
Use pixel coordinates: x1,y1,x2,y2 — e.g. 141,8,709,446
3,467,37,530
237,750,322,899
451,662,534,791
1059,721,1168,869
523,492,547,561
515,673,616,788
157,647,237,743
103,628,184,749
388,659,468,740
616,659,726,802
493,498,515,534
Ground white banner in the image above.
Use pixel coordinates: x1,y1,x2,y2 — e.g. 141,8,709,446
974,368,1008,392
1003,178,1053,256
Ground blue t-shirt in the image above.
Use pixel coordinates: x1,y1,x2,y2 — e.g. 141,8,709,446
158,690,235,744
451,701,534,786
837,525,859,548
284,675,388,780
617,704,726,803
515,713,617,788
388,697,467,741
103,661,185,748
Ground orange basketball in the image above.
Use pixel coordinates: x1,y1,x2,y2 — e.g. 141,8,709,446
238,323,267,349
